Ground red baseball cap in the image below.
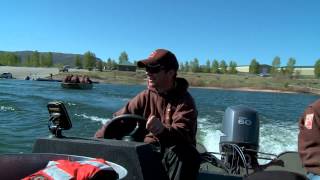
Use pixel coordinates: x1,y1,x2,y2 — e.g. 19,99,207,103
137,49,179,71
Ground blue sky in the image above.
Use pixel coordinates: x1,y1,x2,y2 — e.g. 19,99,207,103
0,0,319,66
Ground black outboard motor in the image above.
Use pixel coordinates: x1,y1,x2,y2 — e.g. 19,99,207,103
219,105,260,175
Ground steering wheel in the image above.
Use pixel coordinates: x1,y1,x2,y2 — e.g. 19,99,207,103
103,114,148,142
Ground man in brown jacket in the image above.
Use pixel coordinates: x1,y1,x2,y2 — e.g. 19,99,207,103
95,49,200,180
298,99,320,180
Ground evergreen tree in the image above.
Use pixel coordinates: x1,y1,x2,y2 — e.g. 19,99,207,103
40,54,45,67
204,59,211,73
118,51,129,64
12,53,20,65
184,61,189,72
219,60,227,74
31,51,40,67
47,52,53,67
211,59,219,74
191,58,200,73
25,55,32,67
40,52,53,67
249,58,260,74
75,55,83,69
314,59,320,78
229,61,238,74
0,52,5,65
271,56,281,75
286,57,296,76
0,52,21,66
83,51,96,71
106,58,112,70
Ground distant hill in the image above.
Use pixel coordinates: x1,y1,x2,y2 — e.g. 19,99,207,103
0,50,103,67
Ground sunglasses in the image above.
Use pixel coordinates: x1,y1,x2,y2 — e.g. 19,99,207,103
146,66,166,74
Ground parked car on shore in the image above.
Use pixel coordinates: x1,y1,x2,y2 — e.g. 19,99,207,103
258,73,270,77
59,65,70,72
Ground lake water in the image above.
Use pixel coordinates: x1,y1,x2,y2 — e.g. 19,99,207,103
0,79,319,159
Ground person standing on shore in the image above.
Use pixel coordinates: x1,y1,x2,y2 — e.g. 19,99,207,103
95,49,200,180
298,99,320,180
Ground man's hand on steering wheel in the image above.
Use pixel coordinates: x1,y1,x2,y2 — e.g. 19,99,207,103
146,115,165,135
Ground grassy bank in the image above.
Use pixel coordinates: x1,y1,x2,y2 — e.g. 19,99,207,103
53,69,320,94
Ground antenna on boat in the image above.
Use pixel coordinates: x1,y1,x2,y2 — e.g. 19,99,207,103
47,101,72,138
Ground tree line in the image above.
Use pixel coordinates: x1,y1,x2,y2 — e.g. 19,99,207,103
1,50,320,78
0,51,53,67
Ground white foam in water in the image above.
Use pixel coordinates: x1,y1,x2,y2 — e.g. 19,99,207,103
197,117,222,153
0,106,15,112
259,123,298,154
258,123,298,164
75,113,110,124
67,102,76,106
202,130,224,159
199,116,298,164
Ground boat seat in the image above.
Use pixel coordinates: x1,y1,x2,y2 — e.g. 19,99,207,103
32,137,167,180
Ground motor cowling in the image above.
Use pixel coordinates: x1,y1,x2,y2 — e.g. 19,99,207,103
220,105,259,150
219,105,260,174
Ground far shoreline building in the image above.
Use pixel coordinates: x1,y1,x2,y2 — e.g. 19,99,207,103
236,65,314,76
117,61,136,72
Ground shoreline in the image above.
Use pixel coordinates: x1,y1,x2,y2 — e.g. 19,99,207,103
0,66,315,95
190,86,297,94
0,66,59,79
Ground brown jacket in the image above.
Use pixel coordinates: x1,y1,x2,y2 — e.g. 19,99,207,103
95,77,198,146
298,99,320,174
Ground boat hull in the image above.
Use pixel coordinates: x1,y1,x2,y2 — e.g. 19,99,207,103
61,82,93,89
36,78,62,82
